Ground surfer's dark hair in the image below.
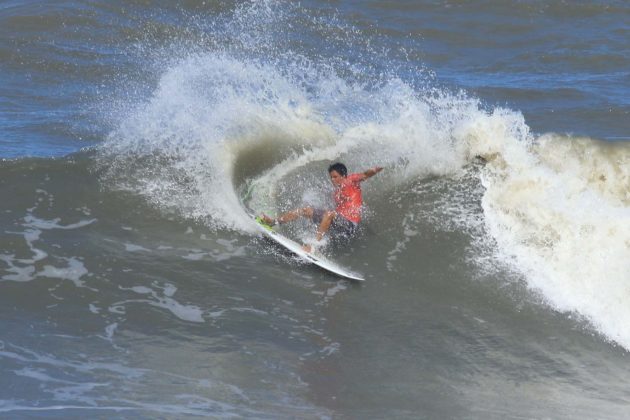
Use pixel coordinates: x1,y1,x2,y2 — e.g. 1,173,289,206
328,162,347,177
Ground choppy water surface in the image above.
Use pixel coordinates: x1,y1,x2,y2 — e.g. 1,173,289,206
1,1,629,418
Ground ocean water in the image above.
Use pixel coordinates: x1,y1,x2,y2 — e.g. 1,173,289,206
1,1,629,418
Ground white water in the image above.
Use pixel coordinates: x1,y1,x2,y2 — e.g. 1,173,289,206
479,132,630,348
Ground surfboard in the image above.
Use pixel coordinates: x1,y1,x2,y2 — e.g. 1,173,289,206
249,213,365,282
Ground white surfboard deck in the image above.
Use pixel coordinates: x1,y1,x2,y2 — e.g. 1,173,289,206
249,213,365,282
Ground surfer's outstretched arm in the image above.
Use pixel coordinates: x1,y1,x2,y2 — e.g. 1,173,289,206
358,166,383,181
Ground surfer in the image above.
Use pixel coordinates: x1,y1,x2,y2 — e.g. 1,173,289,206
261,163,383,252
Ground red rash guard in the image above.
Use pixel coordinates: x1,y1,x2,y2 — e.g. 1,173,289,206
333,173,363,223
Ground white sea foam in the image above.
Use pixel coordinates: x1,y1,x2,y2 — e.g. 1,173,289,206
124,243,150,252
24,215,97,231
102,323,118,342
116,283,205,323
0,256,36,282
0,341,145,378
1,211,96,286
38,257,90,288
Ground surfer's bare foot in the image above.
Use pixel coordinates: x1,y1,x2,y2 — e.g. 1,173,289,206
302,244,312,253
260,214,276,226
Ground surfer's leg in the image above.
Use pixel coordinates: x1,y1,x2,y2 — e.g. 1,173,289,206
263,207,314,225
315,210,335,241
278,207,313,224
302,209,335,253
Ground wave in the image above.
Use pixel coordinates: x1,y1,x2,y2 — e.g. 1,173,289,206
90,0,630,351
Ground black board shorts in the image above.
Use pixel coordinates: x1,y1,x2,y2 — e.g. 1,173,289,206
312,208,358,239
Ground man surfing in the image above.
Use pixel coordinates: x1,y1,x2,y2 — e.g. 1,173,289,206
260,163,383,252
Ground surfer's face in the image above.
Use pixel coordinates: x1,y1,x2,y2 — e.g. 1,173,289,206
329,170,345,187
